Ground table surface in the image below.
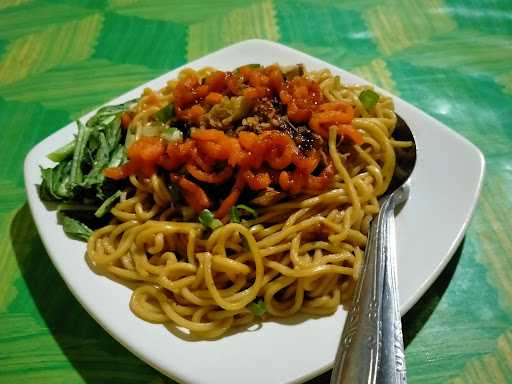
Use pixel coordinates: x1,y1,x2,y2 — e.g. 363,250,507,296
1,1,511,383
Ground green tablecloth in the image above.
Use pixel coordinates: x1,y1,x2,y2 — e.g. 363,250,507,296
1,1,511,383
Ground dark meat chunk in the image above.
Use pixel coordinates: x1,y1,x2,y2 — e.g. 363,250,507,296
277,118,323,154
173,119,193,138
252,96,322,154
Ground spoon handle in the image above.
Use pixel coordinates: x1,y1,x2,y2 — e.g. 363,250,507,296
331,184,409,384
330,195,393,384
377,198,407,384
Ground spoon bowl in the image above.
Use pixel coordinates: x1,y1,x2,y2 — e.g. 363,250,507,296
386,115,417,197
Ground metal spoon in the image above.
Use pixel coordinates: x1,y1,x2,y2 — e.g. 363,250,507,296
330,115,417,384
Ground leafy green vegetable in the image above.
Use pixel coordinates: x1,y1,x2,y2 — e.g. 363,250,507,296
61,215,93,241
47,140,76,162
40,99,136,202
39,161,73,200
230,204,257,223
94,190,122,218
155,104,174,122
161,127,183,142
359,89,380,110
199,209,223,230
39,99,137,240
247,299,266,317
70,120,92,186
39,167,56,201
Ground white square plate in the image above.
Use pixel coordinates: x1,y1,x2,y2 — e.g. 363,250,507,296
24,39,485,384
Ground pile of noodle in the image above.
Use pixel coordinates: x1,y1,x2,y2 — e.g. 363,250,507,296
87,67,407,338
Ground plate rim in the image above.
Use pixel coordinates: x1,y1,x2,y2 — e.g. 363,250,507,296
23,38,486,384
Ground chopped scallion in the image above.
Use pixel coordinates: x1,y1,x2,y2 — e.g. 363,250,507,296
358,89,380,110
155,104,174,122
230,204,257,223
247,299,266,317
161,127,183,142
199,209,223,230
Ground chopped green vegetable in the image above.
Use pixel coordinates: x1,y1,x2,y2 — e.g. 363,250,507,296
230,204,257,223
199,209,223,230
94,190,122,218
155,104,174,122
161,127,183,142
235,63,261,73
247,299,266,317
359,89,380,110
207,96,251,128
47,140,76,162
61,215,93,241
236,204,257,218
229,206,240,223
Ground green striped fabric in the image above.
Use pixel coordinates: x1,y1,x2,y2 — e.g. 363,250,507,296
1,1,511,383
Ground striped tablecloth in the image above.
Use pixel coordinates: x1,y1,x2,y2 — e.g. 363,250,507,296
1,1,511,383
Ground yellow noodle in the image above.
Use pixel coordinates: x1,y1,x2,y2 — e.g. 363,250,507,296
87,66,405,338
